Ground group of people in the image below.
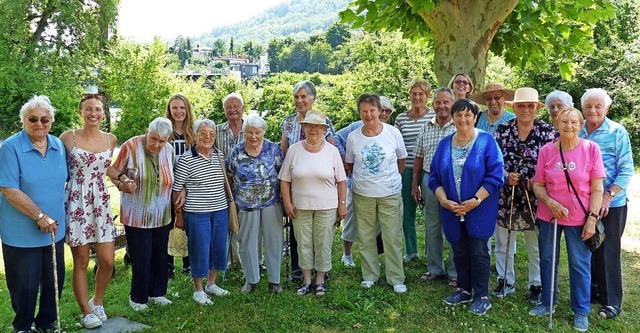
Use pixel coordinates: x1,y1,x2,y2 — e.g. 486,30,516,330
0,75,633,332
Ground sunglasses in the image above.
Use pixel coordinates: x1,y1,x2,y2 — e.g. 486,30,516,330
27,117,51,124
381,108,393,114
454,80,470,86
80,93,105,104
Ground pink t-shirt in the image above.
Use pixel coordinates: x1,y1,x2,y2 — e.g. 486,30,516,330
278,141,347,210
533,139,605,226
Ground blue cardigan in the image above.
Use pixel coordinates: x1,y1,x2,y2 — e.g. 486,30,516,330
428,130,504,243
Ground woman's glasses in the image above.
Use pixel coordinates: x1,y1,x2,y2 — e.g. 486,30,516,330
381,108,393,114
80,93,104,104
27,117,51,124
454,80,470,86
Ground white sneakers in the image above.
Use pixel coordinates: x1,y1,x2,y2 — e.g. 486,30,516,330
361,280,375,288
393,284,408,294
129,299,148,311
149,296,172,305
193,291,213,305
341,255,356,267
88,296,107,321
205,284,230,296
82,313,102,329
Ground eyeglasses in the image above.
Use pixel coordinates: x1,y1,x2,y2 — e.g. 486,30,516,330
80,93,104,105
27,117,51,124
198,131,216,138
454,80,470,86
485,95,504,102
381,108,393,114
224,105,242,110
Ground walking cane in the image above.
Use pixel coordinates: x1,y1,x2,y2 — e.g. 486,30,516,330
51,231,61,332
521,179,538,232
548,218,559,330
501,184,516,296
283,216,291,285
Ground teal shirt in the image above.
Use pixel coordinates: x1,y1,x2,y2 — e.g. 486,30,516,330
0,130,68,247
579,117,634,207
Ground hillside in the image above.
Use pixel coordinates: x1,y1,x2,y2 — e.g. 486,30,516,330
194,0,350,47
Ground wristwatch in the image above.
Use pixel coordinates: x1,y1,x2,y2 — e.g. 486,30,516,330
473,195,482,204
609,189,617,198
589,212,600,220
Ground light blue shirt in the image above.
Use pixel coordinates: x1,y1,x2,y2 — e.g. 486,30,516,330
334,121,363,155
0,130,67,247
579,117,634,207
476,110,515,134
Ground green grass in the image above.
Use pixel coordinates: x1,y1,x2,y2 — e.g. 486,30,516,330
2,183,640,332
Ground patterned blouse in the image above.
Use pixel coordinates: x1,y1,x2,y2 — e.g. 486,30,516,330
112,135,175,229
225,139,283,211
280,113,336,150
494,119,556,230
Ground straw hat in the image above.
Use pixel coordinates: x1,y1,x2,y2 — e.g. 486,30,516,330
469,83,515,105
506,87,545,109
300,111,329,127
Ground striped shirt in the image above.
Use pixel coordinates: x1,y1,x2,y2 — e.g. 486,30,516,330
414,117,457,173
579,117,634,207
172,146,228,213
394,110,434,168
170,133,188,163
214,121,244,157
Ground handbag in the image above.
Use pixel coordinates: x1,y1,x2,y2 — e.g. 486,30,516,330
559,142,605,252
216,151,239,233
168,227,188,257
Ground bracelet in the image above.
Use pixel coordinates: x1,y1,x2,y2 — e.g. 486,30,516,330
35,211,45,222
116,181,122,191
589,211,600,220
118,172,127,181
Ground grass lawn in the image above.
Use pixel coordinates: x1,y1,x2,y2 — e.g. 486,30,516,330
2,177,640,332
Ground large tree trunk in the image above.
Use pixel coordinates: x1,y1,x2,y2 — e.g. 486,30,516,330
411,0,518,89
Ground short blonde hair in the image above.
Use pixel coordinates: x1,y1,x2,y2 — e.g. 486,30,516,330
553,107,584,129
408,79,431,95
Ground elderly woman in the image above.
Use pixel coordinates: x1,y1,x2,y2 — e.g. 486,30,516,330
578,88,634,320
226,115,284,294
492,88,555,303
280,80,336,281
346,94,408,293
448,73,475,101
395,79,434,262
334,96,395,267
279,111,347,296
60,93,132,327
545,90,573,121
165,94,196,276
0,95,67,333
173,119,230,305
531,107,605,331
429,99,504,315
111,117,174,311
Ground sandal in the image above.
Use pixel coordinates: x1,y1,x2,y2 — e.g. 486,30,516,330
419,272,446,281
315,283,326,296
296,283,312,295
448,277,458,288
598,305,620,319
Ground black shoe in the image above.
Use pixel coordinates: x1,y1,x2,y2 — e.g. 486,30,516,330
292,269,302,281
491,279,515,298
528,285,542,305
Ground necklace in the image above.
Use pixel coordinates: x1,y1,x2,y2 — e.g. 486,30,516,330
304,139,324,147
32,140,47,148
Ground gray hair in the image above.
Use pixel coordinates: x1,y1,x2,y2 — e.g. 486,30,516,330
223,92,244,107
545,90,573,109
581,88,612,109
19,95,56,124
432,87,455,101
379,96,396,112
242,114,267,133
194,119,216,133
292,80,317,100
148,117,173,139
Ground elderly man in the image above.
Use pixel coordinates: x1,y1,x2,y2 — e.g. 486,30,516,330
214,93,245,266
411,87,458,287
470,83,516,134
334,96,396,267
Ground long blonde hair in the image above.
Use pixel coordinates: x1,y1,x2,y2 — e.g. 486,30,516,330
165,93,196,148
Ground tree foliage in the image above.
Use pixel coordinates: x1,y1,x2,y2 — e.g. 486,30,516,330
340,0,615,87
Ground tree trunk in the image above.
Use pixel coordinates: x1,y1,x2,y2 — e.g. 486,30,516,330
411,0,518,89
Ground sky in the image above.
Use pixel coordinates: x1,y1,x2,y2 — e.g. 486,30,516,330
118,0,287,43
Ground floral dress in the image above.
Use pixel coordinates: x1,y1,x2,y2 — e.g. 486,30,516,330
65,131,116,246
494,119,556,231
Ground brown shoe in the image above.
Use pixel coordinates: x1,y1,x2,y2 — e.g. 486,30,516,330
241,282,256,294
269,283,283,294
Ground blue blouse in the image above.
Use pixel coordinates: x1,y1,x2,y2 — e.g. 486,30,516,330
225,139,283,211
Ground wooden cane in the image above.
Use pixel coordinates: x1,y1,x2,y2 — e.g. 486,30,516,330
51,231,61,332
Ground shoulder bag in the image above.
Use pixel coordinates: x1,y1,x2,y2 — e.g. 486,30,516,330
216,151,239,233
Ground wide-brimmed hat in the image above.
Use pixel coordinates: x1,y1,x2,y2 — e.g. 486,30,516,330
300,111,329,127
506,87,545,109
469,83,515,105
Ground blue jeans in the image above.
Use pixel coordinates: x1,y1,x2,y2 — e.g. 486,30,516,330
2,240,65,332
185,209,229,278
538,219,591,314
450,225,490,298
